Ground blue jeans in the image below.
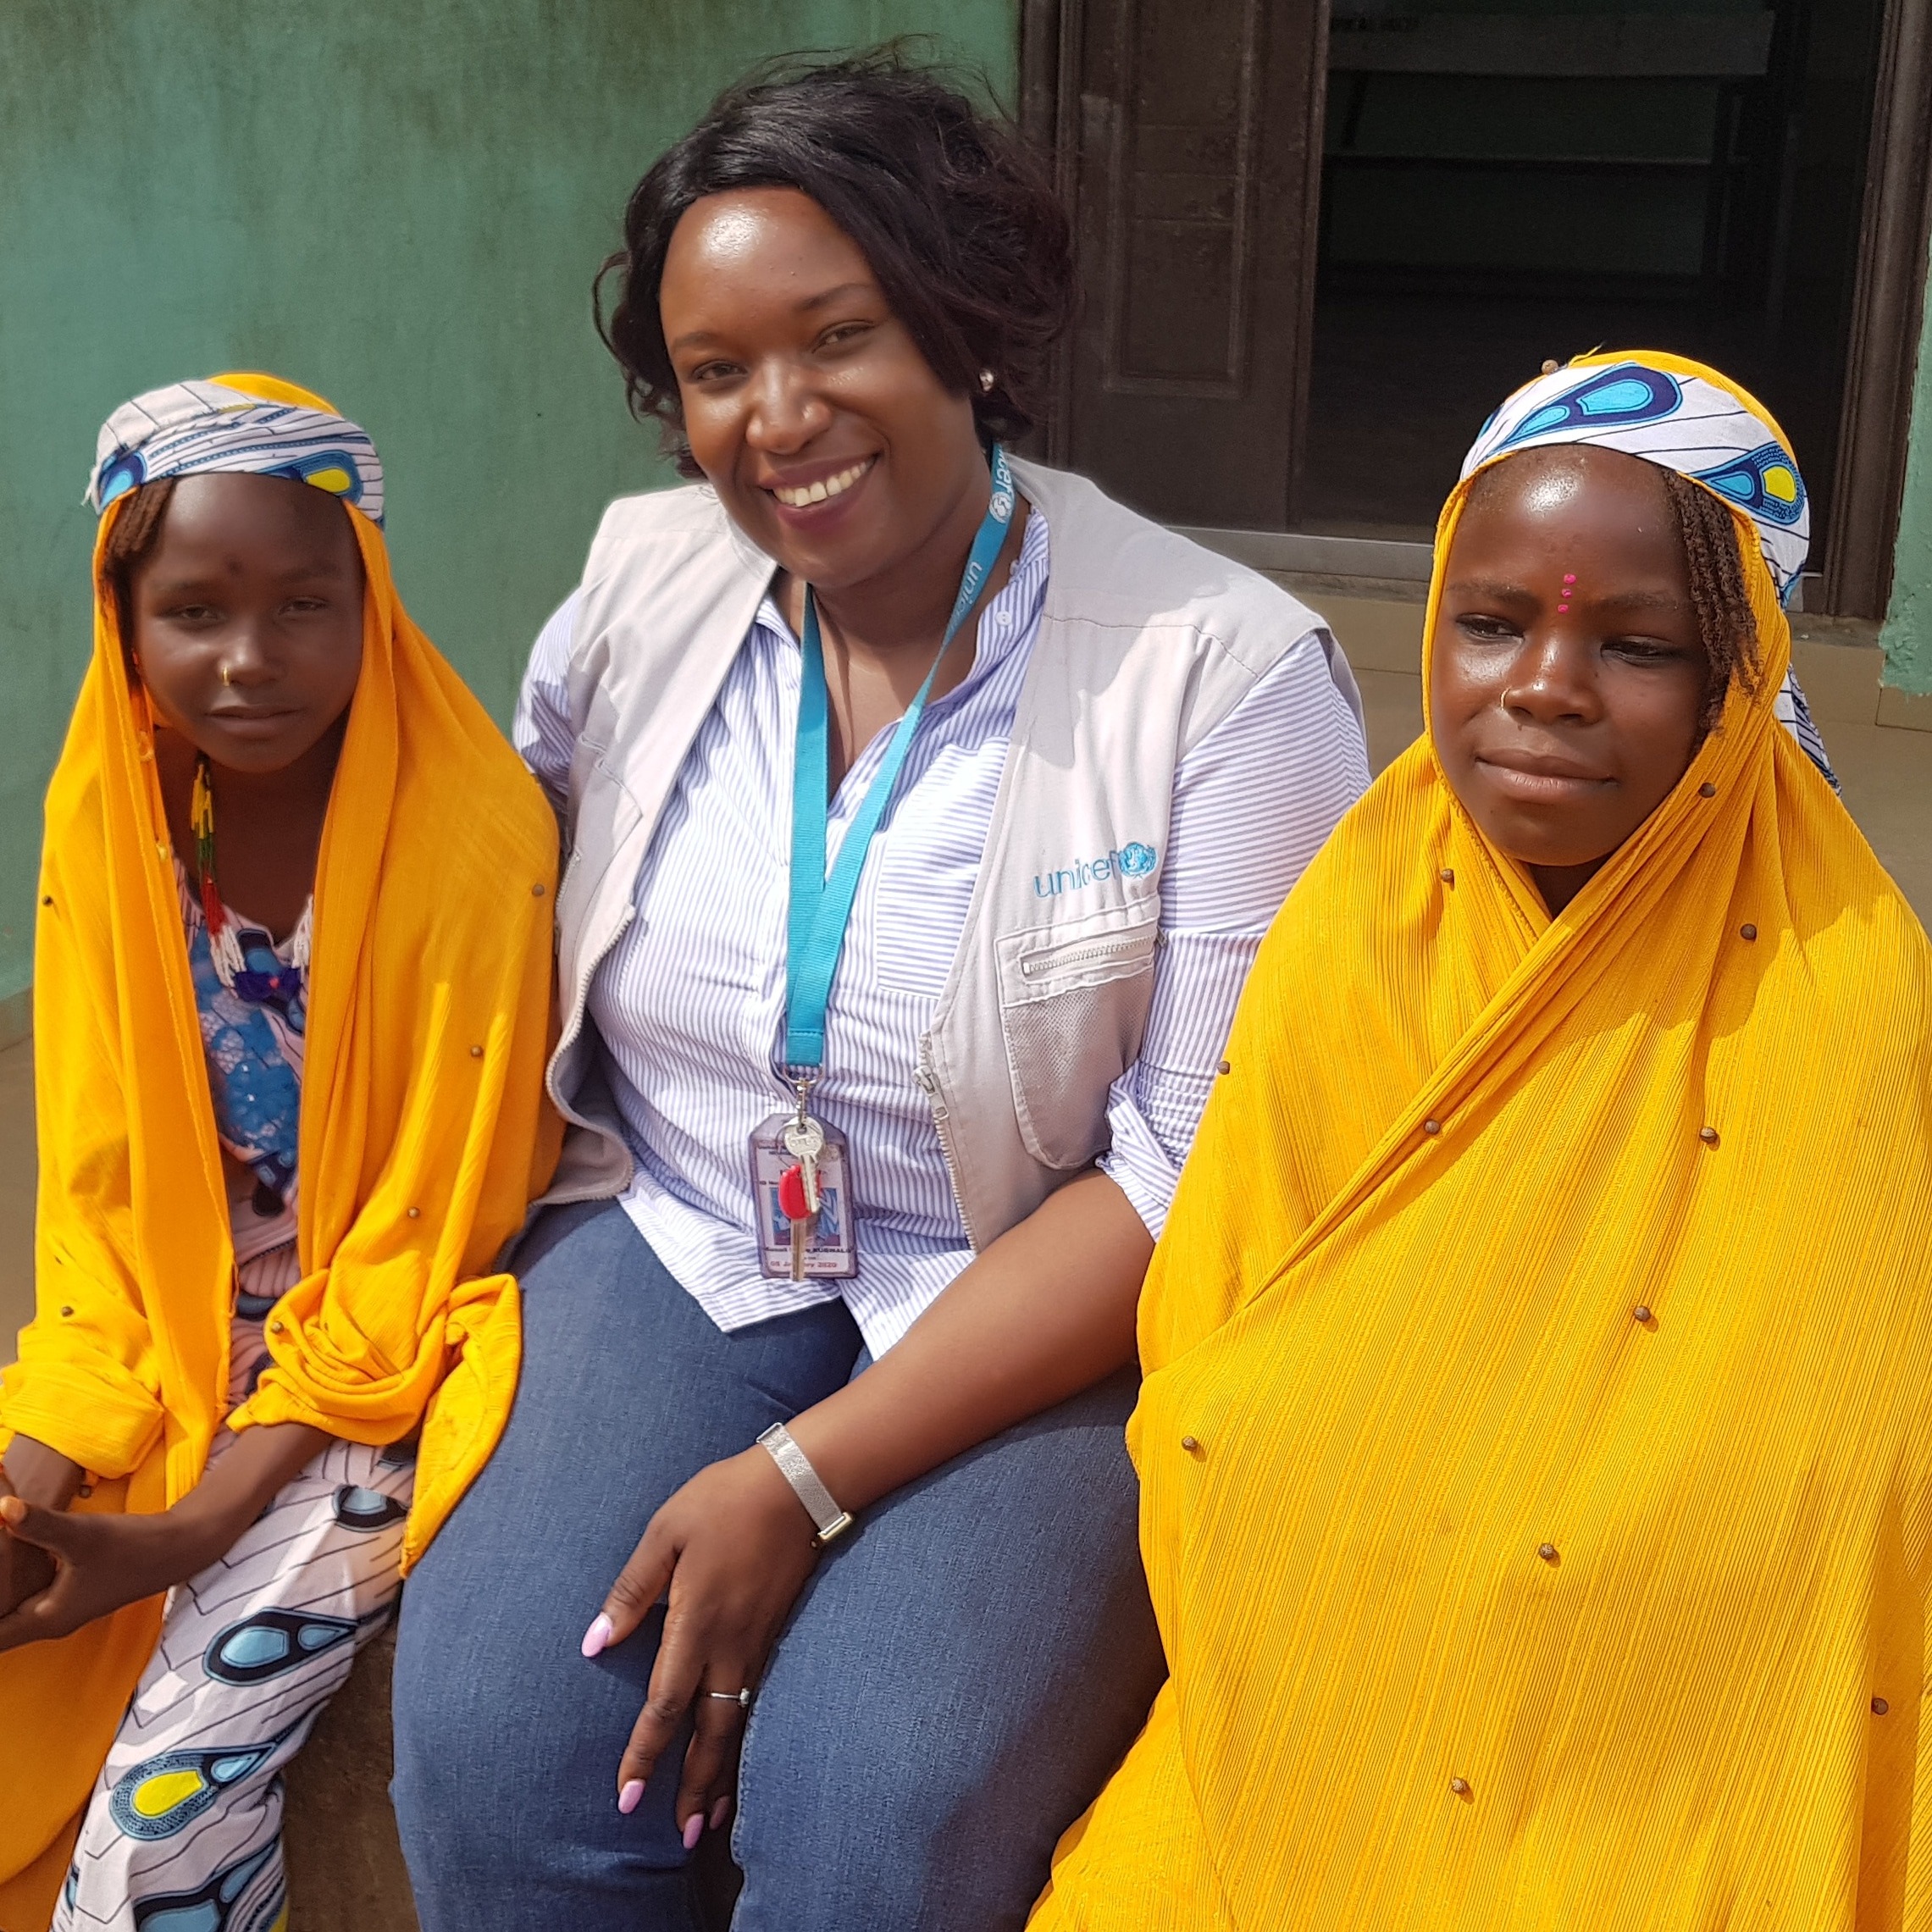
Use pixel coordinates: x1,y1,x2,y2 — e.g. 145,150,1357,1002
390,1200,1165,1931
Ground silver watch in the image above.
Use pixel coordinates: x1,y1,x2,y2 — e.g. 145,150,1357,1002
757,1422,855,1547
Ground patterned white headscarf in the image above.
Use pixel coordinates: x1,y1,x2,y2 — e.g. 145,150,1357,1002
1459,356,1808,604
1457,351,1833,784
86,377,385,526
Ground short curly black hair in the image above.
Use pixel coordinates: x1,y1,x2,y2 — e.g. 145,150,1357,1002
595,44,1074,476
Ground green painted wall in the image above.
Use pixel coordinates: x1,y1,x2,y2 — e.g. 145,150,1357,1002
1880,237,1932,695
0,0,1018,1004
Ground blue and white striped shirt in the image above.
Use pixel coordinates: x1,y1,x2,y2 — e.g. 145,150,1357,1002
516,508,1370,1353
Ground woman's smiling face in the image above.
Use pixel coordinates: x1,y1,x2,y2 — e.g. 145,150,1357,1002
1429,445,1712,911
657,185,988,593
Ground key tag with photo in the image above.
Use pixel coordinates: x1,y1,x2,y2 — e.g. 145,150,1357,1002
751,1089,856,1282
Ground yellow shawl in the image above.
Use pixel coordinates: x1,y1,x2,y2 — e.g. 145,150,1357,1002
0,378,560,1924
1034,361,1932,1930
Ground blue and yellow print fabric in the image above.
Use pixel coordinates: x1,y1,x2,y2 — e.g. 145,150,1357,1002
1460,353,1810,601
85,379,385,525
53,1420,413,1932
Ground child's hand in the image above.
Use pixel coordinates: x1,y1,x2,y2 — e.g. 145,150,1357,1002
0,1496,221,1650
0,1437,86,1619
0,1477,56,1619
0,1420,330,1651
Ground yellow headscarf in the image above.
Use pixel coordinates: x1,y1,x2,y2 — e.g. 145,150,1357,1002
1033,356,1932,1930
0,375,561,1924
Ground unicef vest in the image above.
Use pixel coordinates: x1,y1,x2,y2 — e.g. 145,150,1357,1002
540,457,1358,1248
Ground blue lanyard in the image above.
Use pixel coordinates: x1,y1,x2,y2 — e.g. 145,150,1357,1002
784,444,1016,1071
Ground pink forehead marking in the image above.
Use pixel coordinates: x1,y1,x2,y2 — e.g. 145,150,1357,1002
1563,573,1577,583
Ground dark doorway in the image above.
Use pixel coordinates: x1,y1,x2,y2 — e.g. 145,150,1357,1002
1303,0,1886,602
1026,0,1932,614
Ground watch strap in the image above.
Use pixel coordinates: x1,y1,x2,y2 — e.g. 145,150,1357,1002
757,1422,855,1547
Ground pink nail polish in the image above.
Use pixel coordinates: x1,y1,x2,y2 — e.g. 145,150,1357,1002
581,1614,614,1659
683,1814,704,1851
617,1780,645,1815
709,1796,733,1832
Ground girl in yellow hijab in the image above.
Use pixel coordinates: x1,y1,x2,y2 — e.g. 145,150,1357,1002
1030,354,1932,1931
0,376,559,1932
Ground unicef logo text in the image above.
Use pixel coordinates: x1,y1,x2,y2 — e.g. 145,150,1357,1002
1032,842,1160,898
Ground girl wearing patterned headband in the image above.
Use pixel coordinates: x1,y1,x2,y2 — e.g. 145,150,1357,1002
0,374,561,1932
1028,352,1932,1930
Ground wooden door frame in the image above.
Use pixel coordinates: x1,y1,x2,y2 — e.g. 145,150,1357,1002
1027,0,1932,611
1019,0,1331,519
1826,0,1932,618
1019,0,1081,467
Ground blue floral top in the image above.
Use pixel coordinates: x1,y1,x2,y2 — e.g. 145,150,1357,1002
186,908,306,1204
179,865,309,1332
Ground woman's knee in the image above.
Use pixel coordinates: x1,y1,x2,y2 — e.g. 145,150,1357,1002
728,1379,1163,1926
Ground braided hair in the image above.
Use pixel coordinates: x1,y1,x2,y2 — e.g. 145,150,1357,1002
98,476,179,653
1660,466,1763,729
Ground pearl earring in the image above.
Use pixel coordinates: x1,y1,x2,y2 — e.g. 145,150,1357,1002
978,369,996,393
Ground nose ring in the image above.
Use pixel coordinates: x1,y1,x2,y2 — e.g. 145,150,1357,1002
219,666,232,686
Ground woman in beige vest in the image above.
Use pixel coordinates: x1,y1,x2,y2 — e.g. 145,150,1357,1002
391,49,1369,1932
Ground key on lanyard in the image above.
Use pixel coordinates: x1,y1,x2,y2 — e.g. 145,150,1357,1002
753,1092,854,1282
755,446,1017,1284
779,1109,825,1282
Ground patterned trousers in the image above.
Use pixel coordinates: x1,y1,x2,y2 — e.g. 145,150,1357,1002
53,1317,412,1932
